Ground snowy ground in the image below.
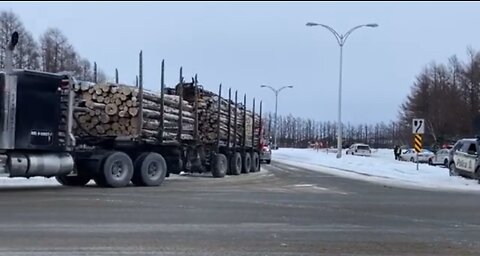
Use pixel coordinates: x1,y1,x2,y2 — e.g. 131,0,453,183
273,148,480,192
0,176,61,187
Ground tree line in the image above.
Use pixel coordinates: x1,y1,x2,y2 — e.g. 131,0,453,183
262,113,400,149
0,10,106,82
398,48,480,147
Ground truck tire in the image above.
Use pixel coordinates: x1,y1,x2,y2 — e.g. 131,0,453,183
132,152,167,186
95,151,134,188
266,159,271,164
55,174,91,187
211,154,227,178
251,152,260,172
229,152,242,176
242,153,251,174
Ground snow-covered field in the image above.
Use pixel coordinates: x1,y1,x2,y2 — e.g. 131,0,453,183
0,177,60,187
273,148,480,192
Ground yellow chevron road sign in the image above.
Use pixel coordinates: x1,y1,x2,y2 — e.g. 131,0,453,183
414,134,422,153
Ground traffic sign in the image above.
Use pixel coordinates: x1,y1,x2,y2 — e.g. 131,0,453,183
412,118,425,134
414,134,422,153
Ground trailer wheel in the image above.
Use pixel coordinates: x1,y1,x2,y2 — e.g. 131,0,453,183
132,152,167,186
212,153,227,178
229,152,242,176
242,153,251,174
55,174,91,187
251,152,260,172
96,151,134,188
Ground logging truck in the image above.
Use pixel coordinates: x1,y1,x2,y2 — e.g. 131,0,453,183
0,32,263,188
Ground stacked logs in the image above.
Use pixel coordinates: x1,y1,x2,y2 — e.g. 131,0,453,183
73,82,195,141
244,110,261,148
197,96,242,144
194,91,261,146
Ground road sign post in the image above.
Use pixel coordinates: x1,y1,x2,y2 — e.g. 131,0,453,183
414,134,422,170
412,118,425,171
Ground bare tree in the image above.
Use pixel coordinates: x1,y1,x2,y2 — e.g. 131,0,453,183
0,11,40,69
40,28,69,73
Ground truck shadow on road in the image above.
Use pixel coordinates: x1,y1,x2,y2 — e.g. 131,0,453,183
0,185,67,193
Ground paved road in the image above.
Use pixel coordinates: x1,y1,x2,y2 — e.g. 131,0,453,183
0,161,479,255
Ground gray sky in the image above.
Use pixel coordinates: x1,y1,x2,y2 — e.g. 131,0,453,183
1,1,479,124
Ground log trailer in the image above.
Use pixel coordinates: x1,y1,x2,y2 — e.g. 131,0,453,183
0,32,263,188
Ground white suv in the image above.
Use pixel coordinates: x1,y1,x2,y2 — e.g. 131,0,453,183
346,143,372,157
449,138,480,182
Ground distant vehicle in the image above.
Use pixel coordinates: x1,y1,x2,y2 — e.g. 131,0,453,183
260,144,272,164
429,148,450,167
443,144,454,150
448,138,480,181
345,143,372,156
400,149,434,163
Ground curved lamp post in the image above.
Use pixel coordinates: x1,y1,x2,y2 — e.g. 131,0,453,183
260,85,294,150
306,22,378,158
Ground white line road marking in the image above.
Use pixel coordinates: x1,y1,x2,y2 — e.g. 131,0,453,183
293,184,315,187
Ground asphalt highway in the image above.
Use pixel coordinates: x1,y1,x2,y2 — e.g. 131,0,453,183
0,161,478,255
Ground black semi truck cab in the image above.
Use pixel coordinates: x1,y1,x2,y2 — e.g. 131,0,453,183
0,32,75,178
0,70,75,178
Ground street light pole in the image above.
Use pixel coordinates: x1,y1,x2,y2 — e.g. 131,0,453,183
261,85,293,150
306,22,378,158
337,43,344,159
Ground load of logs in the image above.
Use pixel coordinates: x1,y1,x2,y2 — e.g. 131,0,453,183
73,82,195,142
71,80,260,146
191,88,261,146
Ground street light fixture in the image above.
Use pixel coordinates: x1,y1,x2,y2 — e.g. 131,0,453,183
260,84,294,150
306,22,378,158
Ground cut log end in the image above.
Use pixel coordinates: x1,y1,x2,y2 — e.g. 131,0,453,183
105,103,118,116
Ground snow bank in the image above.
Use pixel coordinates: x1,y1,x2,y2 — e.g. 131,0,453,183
0,177,61,187
273,148,480,192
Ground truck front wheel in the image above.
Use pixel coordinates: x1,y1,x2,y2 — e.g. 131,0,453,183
55,174,91,187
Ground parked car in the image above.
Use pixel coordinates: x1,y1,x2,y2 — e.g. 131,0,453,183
400,149,435,163
260,144,272,164
428,148,450,167
346,143,372,156
448,138,480,180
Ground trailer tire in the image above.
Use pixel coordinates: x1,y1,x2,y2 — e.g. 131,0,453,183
96,151,134,188
242,153,251,174
251,152,260,172
229,152,242,176
55,174,91,187
212,154,227,178
132,152,167,186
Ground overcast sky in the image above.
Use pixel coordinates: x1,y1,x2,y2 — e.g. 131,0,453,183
1,2,479,125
